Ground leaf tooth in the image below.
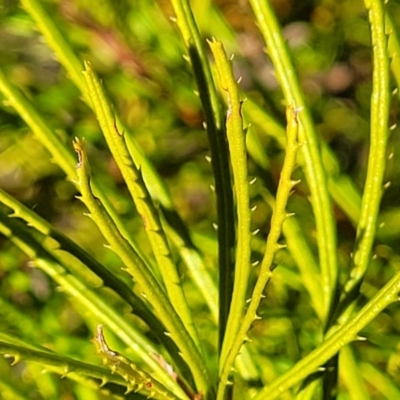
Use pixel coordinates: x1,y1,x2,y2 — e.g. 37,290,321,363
99,378,107,387
111,364,119,374
293,106,304,118
251,228,260,236
355,335,367,341
125,383,134,393
60,366,71,378
4,354,18,365
251,260,260,267
297,138,306,147
11,355,21,365
251,205,257,212
249,177,257,185
290,179,301,187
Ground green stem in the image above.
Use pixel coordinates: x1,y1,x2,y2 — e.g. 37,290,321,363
94,325,180,400
73,139,210,396
244,97,362,225
251,267,400,400
220,93,325,322
262,190,325,321
82,62,200,350
0,188,181,357
169,0,236,359
343,0,390,297
19,0,175,210
0,212,186,397
208,39,252,371
0,340,126,386
19,0,216,337
0,67,145,262
249,0,338,319
217,106,300,400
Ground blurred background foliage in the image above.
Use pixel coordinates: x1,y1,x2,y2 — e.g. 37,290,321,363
1,0,400,399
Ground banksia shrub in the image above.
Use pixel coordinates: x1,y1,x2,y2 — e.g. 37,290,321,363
0,1,400,399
